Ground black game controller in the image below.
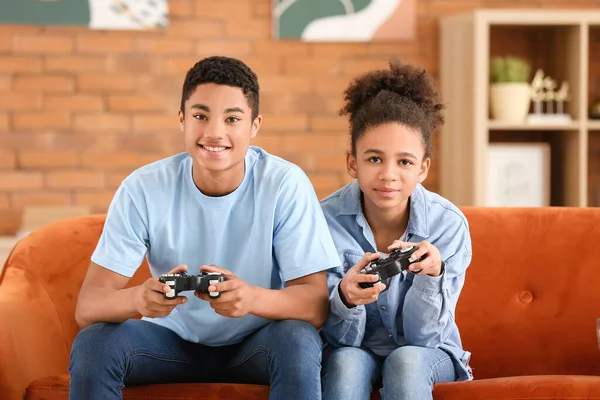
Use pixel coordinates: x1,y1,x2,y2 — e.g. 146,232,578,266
359,246,426,289
159,271,227,299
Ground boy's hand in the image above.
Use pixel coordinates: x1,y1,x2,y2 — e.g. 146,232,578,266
195,264,257,318
339,252,386,308
133,264,188,318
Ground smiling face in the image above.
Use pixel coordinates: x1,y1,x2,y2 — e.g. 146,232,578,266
347,122,430,213
178,83,261,178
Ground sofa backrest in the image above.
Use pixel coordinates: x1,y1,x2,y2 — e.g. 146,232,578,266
0,215,151,349
1,208,599,380
458,207,600,379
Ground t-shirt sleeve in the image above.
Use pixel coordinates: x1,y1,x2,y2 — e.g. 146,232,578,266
273,166,341,282
90,181,149,278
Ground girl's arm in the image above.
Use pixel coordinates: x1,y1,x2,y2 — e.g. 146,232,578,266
401,226,472,348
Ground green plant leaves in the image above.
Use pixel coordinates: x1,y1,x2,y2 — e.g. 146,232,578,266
490,56,532,83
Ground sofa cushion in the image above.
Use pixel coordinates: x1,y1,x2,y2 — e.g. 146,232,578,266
28,374,600,400
25,375,271,400
433,375,600,399
457,207,600,378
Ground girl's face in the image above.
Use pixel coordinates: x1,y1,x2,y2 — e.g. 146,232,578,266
347,122,431,213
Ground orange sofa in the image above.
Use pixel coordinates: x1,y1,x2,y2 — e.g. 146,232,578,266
1,207,600,400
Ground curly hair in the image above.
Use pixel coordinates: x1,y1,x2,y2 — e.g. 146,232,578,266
180,56,260,120
340,60,444,159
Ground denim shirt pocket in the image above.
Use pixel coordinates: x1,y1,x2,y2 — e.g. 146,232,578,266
341,249,363,273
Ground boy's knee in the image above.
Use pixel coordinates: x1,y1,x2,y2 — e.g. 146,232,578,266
72,323,110,355
265,320,322,368
70,321,132,364
270,320,321,349
70,322,116,376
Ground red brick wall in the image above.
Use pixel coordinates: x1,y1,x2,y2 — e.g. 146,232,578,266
0,0,599,234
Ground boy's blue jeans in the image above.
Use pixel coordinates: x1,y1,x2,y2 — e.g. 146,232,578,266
69,319,323,400
322,344,457,400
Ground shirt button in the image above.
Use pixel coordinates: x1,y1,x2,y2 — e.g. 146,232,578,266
380,306,387,310
343,261,349,267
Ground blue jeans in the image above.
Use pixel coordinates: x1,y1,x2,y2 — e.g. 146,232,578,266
69,319,323,400
322,345,457,400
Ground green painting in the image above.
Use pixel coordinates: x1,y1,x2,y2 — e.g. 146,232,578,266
0,0,168,29
273,0,416,42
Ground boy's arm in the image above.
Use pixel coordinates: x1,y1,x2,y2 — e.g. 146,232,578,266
249,271,329,329
269,166,341,328
74,182,185,328
75,262,140,328
201,166,339,329
76,262,188,329
197,264,328,329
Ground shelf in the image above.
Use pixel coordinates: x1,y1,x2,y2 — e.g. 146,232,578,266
489,25,581,120
470,9,600,26
488,120,580,131
589,120,600,130
588,26,600,206
439,9,597,208
589,26,600,129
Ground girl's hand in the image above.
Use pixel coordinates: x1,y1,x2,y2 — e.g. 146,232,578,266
339,252,386,307
388,240,444,277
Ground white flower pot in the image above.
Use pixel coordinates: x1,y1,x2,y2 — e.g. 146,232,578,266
490,83,531,123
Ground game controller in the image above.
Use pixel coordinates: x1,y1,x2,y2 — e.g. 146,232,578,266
359,246,426,289
159,271,226,300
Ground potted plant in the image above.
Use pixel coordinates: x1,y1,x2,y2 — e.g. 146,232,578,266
490,56,532,123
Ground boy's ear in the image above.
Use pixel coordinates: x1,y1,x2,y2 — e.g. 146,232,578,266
418,157,431,183
251,114,262,139
346,151,358,179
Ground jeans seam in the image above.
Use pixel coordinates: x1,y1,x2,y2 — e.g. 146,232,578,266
119,350,194,399
227,346,271,377
428,354,453,383
124,349,194,364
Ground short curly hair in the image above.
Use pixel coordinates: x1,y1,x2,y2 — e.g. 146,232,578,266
180,56,260,120
340,60,444,159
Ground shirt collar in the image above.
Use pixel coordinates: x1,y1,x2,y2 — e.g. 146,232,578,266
336,179,430,238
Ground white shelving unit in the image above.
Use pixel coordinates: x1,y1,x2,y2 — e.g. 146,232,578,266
439,9,600,207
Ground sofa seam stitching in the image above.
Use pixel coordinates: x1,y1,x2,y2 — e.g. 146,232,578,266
19,267,71,353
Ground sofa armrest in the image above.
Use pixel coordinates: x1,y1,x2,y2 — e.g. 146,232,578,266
0,266,71,400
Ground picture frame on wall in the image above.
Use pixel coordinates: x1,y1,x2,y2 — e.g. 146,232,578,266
0,0,168,29
486,143,551,207
272,0,416,42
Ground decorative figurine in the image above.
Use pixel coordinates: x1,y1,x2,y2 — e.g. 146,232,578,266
555,81,570,116
526,69,571,125
530,69,545,115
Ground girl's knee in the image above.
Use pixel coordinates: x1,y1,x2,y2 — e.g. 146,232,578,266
322,348,377,399
324,347,376,380
386,346,443,371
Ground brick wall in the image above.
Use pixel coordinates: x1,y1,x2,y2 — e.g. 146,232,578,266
1,0,599,235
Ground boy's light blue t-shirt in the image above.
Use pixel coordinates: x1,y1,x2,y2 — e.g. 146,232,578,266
91,146,340,346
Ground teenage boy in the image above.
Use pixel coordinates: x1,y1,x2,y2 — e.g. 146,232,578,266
69,56,340,400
